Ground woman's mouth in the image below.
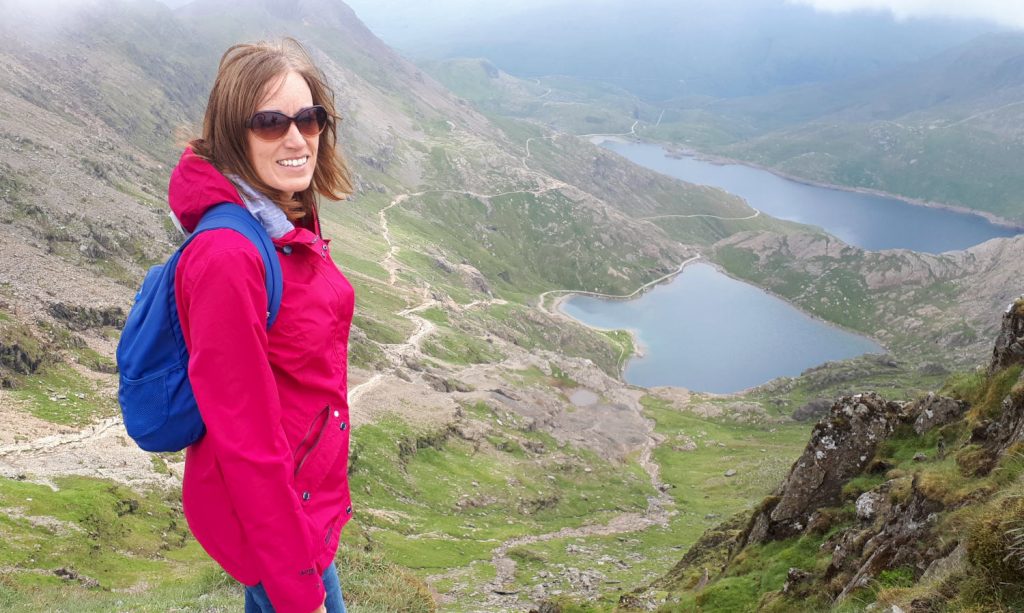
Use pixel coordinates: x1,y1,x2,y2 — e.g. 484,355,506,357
277,155,309,168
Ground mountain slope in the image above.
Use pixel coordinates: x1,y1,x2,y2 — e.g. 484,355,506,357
0,1,802,610
609,303,1024,612
650,33,1024,223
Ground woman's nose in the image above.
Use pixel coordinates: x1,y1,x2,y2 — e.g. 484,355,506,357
283,122,306,147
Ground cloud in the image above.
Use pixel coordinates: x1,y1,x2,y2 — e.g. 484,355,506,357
788,0,1024,28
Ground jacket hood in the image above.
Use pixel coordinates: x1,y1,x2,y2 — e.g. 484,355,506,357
168,148,244,233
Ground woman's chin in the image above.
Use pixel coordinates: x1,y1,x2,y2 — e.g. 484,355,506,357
271,176,314,197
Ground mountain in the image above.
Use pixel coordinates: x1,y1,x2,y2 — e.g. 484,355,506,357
0,0,818,610
4,0,1024,610
346,0,994,99
648,33,1024,223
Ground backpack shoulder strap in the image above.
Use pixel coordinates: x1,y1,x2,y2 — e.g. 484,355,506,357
187,203,284,329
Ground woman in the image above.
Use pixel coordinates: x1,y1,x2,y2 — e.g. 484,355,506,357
168,39,354,613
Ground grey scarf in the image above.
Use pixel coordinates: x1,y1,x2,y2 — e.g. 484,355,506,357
169,176,294,240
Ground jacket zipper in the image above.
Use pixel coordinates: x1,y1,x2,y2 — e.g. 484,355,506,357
294,405,331,478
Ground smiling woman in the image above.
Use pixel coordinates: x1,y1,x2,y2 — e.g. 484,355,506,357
166,39,357,613
245,73,326,202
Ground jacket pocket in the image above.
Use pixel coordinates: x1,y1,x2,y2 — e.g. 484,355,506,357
294,404,349,494
293,405,330,479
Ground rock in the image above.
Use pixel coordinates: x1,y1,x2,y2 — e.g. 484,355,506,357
793,398,833,422
826,480,943,603
48,302,125,330
963,370,1024,476
741,393,905,544
856,491,885,521
0,324,45,375
782,567,810,594
724,469,737,477
908,393,968,436
433,256,454,274
913,452,928,462
54,567,100,589
990,297,1024,373
918,363,949,376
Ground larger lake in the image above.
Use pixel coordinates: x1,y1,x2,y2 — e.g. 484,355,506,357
601,140,1019,253
562,140,1018,392
562,263,883,393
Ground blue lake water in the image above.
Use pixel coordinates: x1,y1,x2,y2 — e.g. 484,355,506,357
601,140,1019,253
562,263,884,393
561,141,1018,392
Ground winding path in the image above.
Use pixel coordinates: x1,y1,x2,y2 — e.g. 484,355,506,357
483,426,672,600
641,209,760,222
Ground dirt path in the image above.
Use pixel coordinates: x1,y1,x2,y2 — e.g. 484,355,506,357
0,415,176,489
483,420,673,604
641,208,760,221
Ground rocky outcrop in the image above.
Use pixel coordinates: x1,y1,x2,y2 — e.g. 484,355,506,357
961,302,1024,476
47,303,125,331
911,393,968,436
741,393,905,545
990,297,1024,373
0,323,45,380
823,478,945,603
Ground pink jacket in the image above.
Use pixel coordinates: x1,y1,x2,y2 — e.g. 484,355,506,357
169,149,354,613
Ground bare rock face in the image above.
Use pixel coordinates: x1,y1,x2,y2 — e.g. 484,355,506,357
743,393,905,544
990,297,1024,373
48,303,125,331
823,479,945,603
909,393,968,436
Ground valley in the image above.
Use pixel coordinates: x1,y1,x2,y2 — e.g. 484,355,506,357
2,1,1024,612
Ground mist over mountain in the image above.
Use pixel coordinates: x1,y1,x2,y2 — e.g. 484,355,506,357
345,0,995,99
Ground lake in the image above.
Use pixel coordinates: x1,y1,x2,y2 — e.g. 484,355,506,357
561,263,883,393
560,140,1016,392
600,140,1019,253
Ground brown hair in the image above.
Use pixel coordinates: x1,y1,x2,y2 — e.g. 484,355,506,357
190,38,352,220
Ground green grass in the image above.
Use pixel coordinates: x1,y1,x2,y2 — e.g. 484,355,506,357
345,406,656,606
420,327,504,365
8,364,115,426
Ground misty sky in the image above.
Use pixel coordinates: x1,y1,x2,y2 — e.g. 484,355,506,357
791,0,1024,27
343,0,1024,29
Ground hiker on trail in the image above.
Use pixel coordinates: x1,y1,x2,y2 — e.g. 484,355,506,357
169,39,354,613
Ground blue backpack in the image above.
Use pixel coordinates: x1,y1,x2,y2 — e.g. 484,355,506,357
116,203,283,452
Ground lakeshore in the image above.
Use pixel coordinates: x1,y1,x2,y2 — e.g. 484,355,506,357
595,135,1024,233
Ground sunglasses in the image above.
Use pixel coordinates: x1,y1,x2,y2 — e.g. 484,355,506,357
245,105,330,141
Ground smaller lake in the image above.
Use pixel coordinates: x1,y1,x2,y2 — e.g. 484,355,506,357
560,263,883,393
601,141,1019,253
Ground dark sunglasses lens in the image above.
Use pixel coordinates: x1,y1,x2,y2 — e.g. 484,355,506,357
250,111,290,139
294,107,328,136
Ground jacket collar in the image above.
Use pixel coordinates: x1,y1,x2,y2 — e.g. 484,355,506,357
168,148,323,246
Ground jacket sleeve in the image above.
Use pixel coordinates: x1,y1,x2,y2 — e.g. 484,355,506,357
177,232,325,613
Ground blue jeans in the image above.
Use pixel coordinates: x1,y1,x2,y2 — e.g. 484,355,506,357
243,562,346,613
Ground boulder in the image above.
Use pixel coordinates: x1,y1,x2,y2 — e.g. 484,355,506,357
990,297,1024,373
909,393,968,435
742,393,905,544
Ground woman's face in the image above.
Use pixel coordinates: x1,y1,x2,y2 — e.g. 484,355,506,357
247,71,318,200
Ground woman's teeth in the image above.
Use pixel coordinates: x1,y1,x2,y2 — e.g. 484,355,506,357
277,156,308,167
